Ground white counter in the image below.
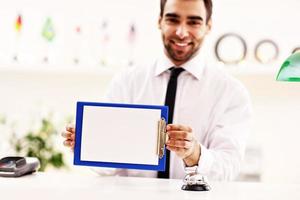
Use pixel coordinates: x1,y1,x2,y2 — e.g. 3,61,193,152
1,172,300,200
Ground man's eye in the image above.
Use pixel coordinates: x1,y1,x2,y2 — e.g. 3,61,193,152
166,18,179,23
188,21,201,26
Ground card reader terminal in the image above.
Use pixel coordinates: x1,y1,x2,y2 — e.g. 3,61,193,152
0,156,40,177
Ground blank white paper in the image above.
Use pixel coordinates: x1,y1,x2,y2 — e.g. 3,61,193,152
80,106,161,165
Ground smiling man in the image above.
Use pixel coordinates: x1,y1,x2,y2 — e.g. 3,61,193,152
159,0,211,66
63,0,252,181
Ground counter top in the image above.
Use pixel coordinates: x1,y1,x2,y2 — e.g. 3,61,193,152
1,172,300,200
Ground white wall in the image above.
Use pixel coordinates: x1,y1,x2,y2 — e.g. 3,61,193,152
236,73,300,183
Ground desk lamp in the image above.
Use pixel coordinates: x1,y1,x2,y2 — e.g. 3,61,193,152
276,52,300,82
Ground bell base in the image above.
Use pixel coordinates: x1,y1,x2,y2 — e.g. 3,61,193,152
181,184,210,191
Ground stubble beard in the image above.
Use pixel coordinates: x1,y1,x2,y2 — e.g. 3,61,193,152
163,36,201,65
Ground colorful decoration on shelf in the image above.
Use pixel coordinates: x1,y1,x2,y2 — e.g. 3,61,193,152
75,26,81,34
128,23,136,44
15,14,22,33
127,22,137,66
41,17,55,63
73,25,82,65
254,39,279,64
99,20,110,66
13,14,23,62
42,17,55,42
100,20,110,44
214,33,247,65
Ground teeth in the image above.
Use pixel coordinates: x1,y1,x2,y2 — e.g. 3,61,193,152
175,42,188,47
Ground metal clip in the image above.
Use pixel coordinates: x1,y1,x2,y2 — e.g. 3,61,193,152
157,118,168,158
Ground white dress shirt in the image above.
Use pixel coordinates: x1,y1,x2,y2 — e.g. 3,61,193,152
98,51,252,181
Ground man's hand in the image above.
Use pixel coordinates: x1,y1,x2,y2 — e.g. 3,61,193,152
61,124,76,150
166,124,201,167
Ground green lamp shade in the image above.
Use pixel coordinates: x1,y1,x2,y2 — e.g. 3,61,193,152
276,52,300,82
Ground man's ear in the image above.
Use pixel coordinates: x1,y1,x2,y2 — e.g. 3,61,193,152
158,16,162,30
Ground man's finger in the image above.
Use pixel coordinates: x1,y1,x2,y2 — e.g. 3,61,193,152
167,130,193,141
167,139,192,149
63,140,72,147
61,131,72,138
66,124,75,132
166,145,185,154
62,131,75,140
167,124,192,132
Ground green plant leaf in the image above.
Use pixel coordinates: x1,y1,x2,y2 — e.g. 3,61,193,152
9,115,67,172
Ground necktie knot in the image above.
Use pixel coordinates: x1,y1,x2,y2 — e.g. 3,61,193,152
170,67,185,79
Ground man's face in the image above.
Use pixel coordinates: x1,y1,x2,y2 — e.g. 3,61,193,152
159,0,211,66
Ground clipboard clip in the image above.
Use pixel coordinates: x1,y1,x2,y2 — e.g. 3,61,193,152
157,118,168,159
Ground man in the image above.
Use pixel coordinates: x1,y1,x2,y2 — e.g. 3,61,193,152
62,0,252,180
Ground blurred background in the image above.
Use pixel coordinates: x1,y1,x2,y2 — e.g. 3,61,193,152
0,0,300,183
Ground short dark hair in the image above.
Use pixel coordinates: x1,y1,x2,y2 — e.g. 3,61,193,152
160,0,213,24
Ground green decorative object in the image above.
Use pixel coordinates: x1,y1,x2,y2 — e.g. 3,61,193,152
42,18,55,42
276,52,300,82
10,117,66,171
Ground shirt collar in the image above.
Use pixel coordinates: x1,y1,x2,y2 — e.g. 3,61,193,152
154,49,206,80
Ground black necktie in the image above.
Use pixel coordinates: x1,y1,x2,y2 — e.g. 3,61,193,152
158,67,185,179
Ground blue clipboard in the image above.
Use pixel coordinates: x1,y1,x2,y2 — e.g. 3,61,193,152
74,101,168,171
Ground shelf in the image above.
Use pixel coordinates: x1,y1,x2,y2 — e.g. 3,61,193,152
219,61,281,76
0,62,281,78
0,64,120,77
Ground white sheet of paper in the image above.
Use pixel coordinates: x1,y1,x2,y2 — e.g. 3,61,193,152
80,106,161,165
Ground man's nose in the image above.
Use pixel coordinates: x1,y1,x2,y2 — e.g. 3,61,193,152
175,25,189,39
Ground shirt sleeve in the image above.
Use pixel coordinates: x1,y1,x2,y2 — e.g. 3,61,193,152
197,84,253,181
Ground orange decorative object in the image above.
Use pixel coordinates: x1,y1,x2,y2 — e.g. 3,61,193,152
15,14,22,32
